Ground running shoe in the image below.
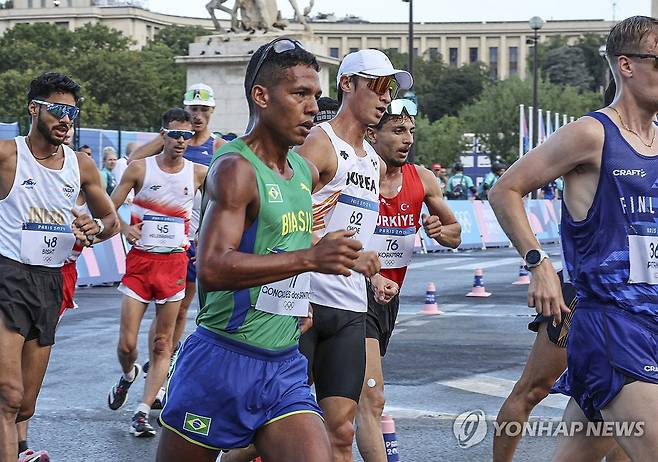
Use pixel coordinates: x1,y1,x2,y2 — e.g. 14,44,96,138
17,449,50,462
130,411,156,437
152,387,166,410
107,363,142,411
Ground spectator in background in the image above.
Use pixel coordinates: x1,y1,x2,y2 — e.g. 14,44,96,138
446,162,476,200
100,146,118,195
80,144,92,157
113,142,133,184
478,161,506,200
314,96,339,125
432,162,448,194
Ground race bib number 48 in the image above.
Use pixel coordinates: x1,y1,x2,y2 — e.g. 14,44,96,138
140,215,186,248
325,194,379,246
20,222,75,266
628,224,658,284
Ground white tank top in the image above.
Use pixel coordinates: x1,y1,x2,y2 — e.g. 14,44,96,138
310,122,381,312
131,156,195,253
0,136,80,267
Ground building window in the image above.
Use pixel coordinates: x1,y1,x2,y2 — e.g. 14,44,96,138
349,47,359,53
55,21,69,28
330,47,339,58
28,0,32,7
68,0,72,5
489,47,498,80
449,47,458,66
413,47,418,57
469,47,478,63
509,46,518,76
429,47,439,60
41,0,45,7
388,47,399,54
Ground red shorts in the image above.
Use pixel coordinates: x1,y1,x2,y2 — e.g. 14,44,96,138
119,249,188,304
60,261,78,317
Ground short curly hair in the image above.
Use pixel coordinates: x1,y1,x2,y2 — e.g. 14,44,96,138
27,72,81,105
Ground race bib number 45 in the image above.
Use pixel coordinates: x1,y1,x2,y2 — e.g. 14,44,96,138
325,193,379,246
20,222,75,266
629,224,658,284
140,215,186,248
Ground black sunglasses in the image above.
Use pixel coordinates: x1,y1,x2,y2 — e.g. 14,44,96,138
246,38,306,94
614,52,658,67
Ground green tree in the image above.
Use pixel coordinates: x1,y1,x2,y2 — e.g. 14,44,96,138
460,77,600,164
544,46,594,91
149,25,210,56
415,115,468,167
385,50,488,122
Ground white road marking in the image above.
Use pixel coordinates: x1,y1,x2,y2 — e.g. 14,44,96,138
438,374,569,409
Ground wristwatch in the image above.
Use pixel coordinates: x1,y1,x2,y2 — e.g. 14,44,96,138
524,249,549,270
92,218,105,237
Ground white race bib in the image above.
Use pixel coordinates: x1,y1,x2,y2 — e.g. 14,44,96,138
629,225,658,284
325,193,379,246
255,272,310,317
140,215,186,248
20,223,76,266
370,226,417,269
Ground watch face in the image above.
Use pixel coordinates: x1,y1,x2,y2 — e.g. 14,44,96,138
526,249,541,265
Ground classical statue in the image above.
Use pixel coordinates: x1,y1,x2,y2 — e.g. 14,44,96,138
206,0,315,33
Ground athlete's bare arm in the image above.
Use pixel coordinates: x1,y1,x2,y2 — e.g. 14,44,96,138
489,117,603,323
0,140,18,199
127,136,163,163
295,127,337,192
193,163,209,191
416,165,461,249
75,152,120,241
197,154,362,292
110,160,146,243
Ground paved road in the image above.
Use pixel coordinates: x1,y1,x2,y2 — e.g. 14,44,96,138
29,245,571,461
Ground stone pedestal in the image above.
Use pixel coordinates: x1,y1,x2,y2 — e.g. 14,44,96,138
177,31,338,136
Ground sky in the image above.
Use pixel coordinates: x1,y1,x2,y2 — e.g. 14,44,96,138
149,0,650,23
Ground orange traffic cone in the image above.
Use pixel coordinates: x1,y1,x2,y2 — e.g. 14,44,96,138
381,414,400,461
466,268,492,297
512,260,531,285
418,282,443,315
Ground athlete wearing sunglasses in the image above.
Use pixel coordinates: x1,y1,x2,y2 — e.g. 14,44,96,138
296,48,412,461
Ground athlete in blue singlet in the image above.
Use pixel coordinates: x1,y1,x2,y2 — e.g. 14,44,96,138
490,16,658,461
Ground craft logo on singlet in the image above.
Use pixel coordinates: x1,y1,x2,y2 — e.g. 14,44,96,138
339,150,349,160
149,184,162,191
300,182,311,194
183,186,189,196
21,178,36,190
266,184,283,203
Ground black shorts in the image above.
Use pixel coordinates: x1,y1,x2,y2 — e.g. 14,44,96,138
0,254,63,346
299,304,366,403
365,280,400,356
527,270,577,348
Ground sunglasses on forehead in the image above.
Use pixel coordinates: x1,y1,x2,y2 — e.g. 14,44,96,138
247,38,306,93
184,88,213,102
614,52,658,67
161,128,195,140
387,99,418,116
353,73,400,99
32,99,80,121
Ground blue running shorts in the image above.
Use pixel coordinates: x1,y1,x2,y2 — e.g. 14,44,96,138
552,303,658,421
159,326,322,450
186,241,197,283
